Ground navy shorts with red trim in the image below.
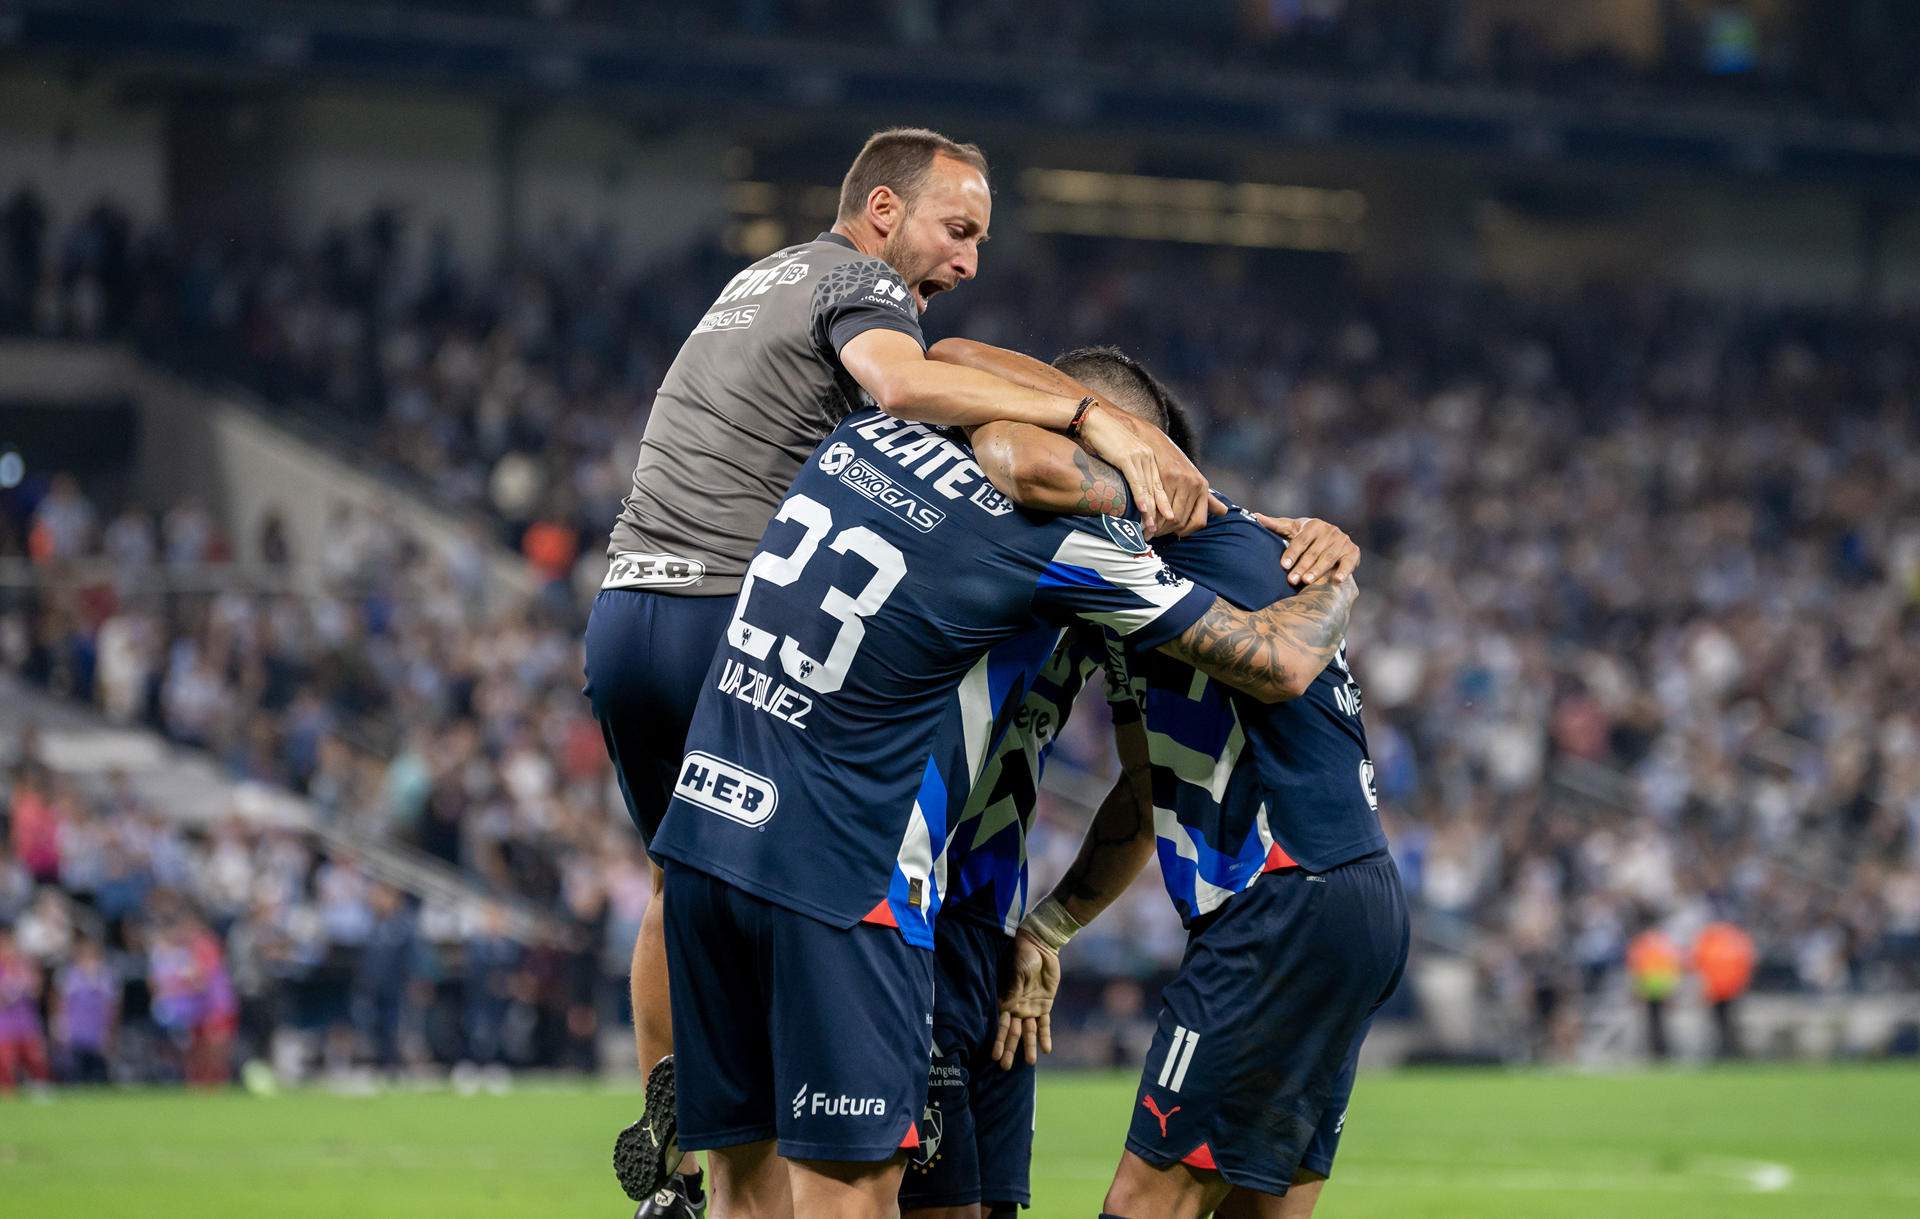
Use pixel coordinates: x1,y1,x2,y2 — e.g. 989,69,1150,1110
662,860,935,1162
898,913,1036,1212
582,588,736,846
1125,850,1408,1196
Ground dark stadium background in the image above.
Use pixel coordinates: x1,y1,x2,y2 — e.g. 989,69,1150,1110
4,0,1919,1114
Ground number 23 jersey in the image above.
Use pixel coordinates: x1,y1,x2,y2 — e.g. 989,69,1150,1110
651,409,1216,949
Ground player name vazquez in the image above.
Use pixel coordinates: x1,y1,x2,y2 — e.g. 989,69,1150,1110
715,657,814,728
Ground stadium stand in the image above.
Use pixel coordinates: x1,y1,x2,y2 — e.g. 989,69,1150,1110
5,186,1919,1074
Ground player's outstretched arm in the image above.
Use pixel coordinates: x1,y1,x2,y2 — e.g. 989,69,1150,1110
920,336,1220,536
1160,578,1359,703
994,719,1158,1070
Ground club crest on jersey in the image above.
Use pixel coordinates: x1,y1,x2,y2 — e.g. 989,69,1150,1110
819,441,856,475
1359,759,1379,812
675,751,779,827
909,1103,944,1171
1102,515,1151,555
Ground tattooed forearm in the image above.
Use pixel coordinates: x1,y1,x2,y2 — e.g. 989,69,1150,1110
1055,760,1158,923
1071,446,1129,518
1167,579,1358,703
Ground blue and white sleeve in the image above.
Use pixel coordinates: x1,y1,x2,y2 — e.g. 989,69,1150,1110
1030,525,1216,653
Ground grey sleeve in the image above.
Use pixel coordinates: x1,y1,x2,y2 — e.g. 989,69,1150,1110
810,255,926,356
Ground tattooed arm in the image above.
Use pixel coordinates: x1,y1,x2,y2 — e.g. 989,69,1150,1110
1052,717,1159,925
970,421,1130,516
1160,578,1359,704
994,717,1157,1069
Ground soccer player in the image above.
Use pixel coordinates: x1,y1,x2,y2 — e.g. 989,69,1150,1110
649,404,1362,1219
899,345,1360,1219
950,342,1406,1219
586,128,1211,1215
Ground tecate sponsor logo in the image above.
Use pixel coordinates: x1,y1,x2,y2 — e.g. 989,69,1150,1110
841,459,945,533
674,751,779,826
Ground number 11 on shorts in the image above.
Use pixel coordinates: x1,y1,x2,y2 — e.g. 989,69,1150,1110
1157,1026,1200,1093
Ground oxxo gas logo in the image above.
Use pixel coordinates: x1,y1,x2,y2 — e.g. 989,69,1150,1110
675,752,779,826
692,304,759,334
841,459,945,532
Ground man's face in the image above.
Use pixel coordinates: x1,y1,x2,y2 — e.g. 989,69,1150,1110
879,154,991,313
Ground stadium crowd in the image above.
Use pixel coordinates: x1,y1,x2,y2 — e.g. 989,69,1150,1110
108,0,1920,123
0,723,647,1087
6,190,1920,1077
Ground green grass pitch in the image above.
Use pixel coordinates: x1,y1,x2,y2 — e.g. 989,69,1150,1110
3,1066,1918,1216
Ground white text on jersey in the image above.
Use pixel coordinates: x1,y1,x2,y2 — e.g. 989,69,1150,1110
716,658,814,729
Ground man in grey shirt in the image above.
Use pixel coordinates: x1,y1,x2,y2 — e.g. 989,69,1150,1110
587,127,1209,1216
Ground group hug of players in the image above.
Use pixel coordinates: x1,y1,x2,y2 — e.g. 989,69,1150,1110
583,128,1409,1219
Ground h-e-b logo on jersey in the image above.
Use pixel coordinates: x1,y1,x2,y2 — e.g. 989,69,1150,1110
675,751,779,827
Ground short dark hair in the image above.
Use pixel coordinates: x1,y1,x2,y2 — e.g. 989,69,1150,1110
1051,346,1199,457
837,128,990,222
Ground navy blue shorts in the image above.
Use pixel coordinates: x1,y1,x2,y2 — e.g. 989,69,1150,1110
1126,851,1408,1197
662,861,935,1162
582,588,735,844
898,916,1036,1212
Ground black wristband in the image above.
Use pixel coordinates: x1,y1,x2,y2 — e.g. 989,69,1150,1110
1065,396,1096,441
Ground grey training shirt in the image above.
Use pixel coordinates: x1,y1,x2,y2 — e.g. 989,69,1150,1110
606,233,926,595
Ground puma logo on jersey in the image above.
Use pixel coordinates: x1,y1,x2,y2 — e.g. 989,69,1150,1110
1141,1095,1181,1139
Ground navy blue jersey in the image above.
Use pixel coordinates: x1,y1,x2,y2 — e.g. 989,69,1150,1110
651,411,1216,949
1105,498,1384,925
942,626,1110,934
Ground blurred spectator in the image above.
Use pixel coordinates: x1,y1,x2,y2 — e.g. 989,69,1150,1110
28,473,95,561
463,902,518,1066
354,883,419,1071
52,937,118,1083
1694,920,1757,1059
1627,923,1683,1060
0,924,52,1094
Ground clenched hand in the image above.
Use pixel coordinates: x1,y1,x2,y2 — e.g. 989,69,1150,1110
1078,403,1223,538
